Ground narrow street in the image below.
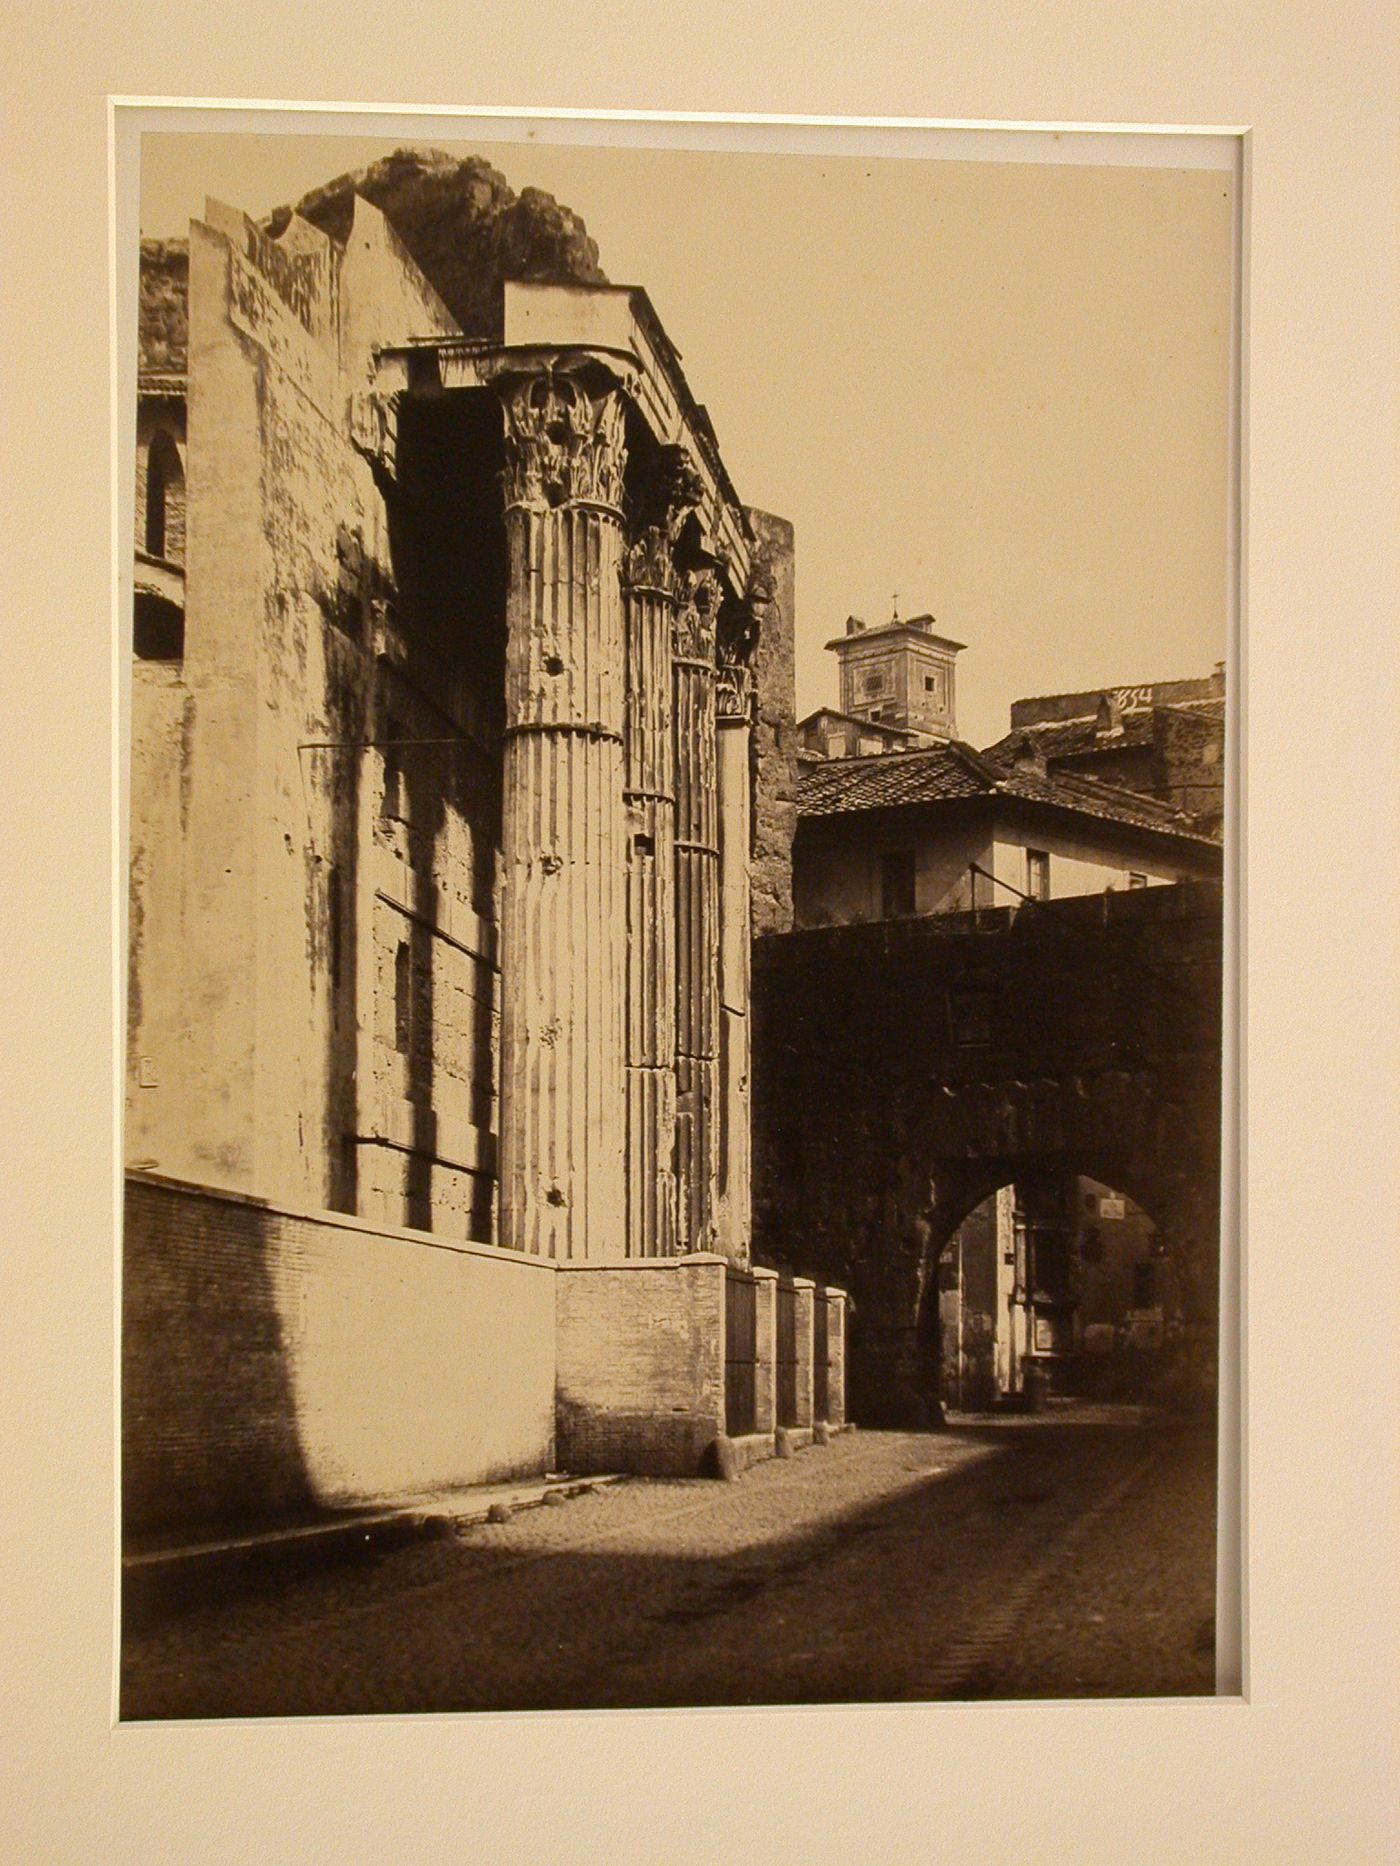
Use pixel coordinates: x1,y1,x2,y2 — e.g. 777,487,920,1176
121,1406,1217,1720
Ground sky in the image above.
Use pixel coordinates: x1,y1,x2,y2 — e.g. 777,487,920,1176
141,130,1234,749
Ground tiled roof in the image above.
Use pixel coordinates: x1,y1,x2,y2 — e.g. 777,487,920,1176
1166,697,1226,724
798,739,1219,846
796,707,914,740
982,696,1226,769
799,742,994,816
995,763,1216,842
981,714,1152,766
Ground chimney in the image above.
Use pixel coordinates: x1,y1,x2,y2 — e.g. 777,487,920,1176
1012,733,1047,775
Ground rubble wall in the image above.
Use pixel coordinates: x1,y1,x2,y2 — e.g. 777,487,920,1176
745,508,799,936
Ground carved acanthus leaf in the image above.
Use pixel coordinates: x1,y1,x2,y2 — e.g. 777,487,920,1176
673,567,723,662
715,662,754,721
500,371,627,513
624,447,705,598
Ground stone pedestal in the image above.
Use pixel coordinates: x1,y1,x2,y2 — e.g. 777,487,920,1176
497,369,629,1260
823,1285,848,1427
554,1254,728,1474
751,1265,779,1436
791,1275,817,1434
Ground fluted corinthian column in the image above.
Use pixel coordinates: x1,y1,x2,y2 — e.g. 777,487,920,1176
497,369,628,1259
715,660,754,1263
673,569,722,1253
622,526,680,1257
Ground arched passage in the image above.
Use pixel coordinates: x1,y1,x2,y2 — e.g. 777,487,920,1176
751,884,1224,1427
915,1166,1185,1418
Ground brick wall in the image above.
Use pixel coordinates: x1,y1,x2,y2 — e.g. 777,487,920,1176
123,1172,555,1541
554,1256,726,1475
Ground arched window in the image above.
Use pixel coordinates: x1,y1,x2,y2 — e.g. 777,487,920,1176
144,431,185,563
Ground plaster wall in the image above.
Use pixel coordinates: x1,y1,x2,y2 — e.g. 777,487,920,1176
794,812,992,926
989,817,1192,900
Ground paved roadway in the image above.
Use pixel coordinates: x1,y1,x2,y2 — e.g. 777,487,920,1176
121,1407,1217,1720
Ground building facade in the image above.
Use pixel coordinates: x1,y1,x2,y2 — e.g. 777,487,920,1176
786,608,1222,1408
124,175,844,1541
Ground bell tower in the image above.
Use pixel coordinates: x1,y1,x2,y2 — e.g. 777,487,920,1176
826,604,965,745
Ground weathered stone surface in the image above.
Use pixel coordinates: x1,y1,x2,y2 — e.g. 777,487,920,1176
673,570,722,1252
282,148,606,340
139,239,188,373
745,510,799,937
497,372,629,1259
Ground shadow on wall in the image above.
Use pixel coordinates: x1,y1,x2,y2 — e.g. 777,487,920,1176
121,1175,557,1555
123,1189,318,1546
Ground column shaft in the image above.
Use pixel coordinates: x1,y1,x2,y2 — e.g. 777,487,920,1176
674,573,721,1253
715,662,753,1261
497,375,628,1259
623,550,678,1258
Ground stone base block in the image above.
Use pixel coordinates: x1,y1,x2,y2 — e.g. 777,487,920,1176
555,1254,728,1477
723,1431,777,1476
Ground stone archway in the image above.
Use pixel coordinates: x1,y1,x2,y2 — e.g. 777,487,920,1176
751,883,1223,1425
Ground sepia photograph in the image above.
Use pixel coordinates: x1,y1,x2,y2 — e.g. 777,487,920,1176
119,120,1236,1720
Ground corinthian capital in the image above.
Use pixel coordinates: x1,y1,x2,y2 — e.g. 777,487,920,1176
716,662,754,722
624,446,704,599
500,370,628,514
673,567,723,663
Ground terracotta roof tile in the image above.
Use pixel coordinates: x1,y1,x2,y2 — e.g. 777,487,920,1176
798,739,1219,847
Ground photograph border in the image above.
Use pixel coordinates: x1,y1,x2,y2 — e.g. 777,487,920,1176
112,102,1247,1718
5,6,1397,1859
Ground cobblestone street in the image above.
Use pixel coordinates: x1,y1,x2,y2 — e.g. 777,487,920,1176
121,1407,1217,1720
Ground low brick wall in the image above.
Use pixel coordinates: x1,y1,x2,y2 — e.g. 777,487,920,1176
123,1172,557,1540
555,1255,727,1475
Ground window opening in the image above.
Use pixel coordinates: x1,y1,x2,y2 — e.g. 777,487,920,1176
394,941,412,1053
880,849,916,918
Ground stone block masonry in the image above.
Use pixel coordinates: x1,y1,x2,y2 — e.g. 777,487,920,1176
123,1173,556,1541
555,1256,728,1475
